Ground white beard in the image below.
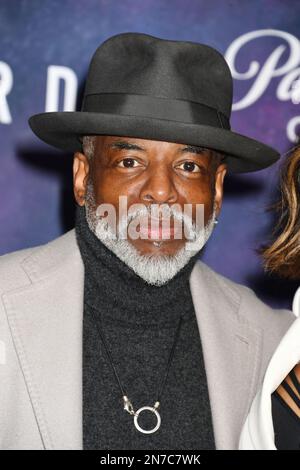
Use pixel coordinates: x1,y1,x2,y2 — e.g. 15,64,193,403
84,180,217,286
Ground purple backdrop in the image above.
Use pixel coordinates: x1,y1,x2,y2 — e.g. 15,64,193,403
0,0,299,308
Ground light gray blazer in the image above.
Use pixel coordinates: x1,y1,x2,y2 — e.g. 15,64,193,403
0,229,296,450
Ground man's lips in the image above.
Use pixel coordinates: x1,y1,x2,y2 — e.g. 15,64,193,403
134,216,183,241
139,225,175,240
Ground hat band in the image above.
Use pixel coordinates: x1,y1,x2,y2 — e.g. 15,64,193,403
82,93,230,130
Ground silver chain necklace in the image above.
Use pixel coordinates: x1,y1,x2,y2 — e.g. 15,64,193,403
90,306,183,434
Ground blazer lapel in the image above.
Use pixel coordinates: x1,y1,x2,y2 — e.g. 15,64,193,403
2,230,84,450
189,261,262,450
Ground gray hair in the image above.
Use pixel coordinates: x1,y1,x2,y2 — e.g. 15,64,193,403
82,135,97,161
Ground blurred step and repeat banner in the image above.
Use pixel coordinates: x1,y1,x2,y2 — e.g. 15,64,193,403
0,0,299,308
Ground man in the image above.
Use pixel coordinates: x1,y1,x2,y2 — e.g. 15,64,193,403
0,32,295,450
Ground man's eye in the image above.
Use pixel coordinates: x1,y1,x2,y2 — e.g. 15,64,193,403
117,158,140,168
177,161,201,173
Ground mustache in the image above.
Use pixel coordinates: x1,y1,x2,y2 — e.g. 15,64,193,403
125,206,192,226
119,207,194,236
116,205,197,242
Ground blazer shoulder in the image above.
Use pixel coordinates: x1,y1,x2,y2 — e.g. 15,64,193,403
0,229,77,294
196,259,296,331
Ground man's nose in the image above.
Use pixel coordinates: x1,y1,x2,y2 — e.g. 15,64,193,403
140,168,178,204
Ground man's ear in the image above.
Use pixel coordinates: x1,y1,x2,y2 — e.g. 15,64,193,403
214,163,227,217
73,152,90,206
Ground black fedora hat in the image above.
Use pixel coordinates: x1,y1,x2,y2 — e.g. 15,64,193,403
29,32,280,173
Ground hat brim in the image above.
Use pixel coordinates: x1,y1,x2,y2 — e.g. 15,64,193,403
28,112,280,173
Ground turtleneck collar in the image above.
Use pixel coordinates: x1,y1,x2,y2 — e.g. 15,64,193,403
75,204,200,326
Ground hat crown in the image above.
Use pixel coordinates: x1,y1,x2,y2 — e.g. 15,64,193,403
28,32,279,173
82,32,233,118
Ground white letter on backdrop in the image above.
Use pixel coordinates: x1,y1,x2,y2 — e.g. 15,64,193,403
0,61,13,124
45,65,78,112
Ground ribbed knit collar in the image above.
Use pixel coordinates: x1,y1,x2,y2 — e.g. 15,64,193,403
75,204,200,326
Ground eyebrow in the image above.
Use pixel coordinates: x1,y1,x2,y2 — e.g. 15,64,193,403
108,141,146,151
179,145,208,156
108,140,208,155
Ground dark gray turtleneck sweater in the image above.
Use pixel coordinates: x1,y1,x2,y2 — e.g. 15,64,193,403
74,204,215,450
